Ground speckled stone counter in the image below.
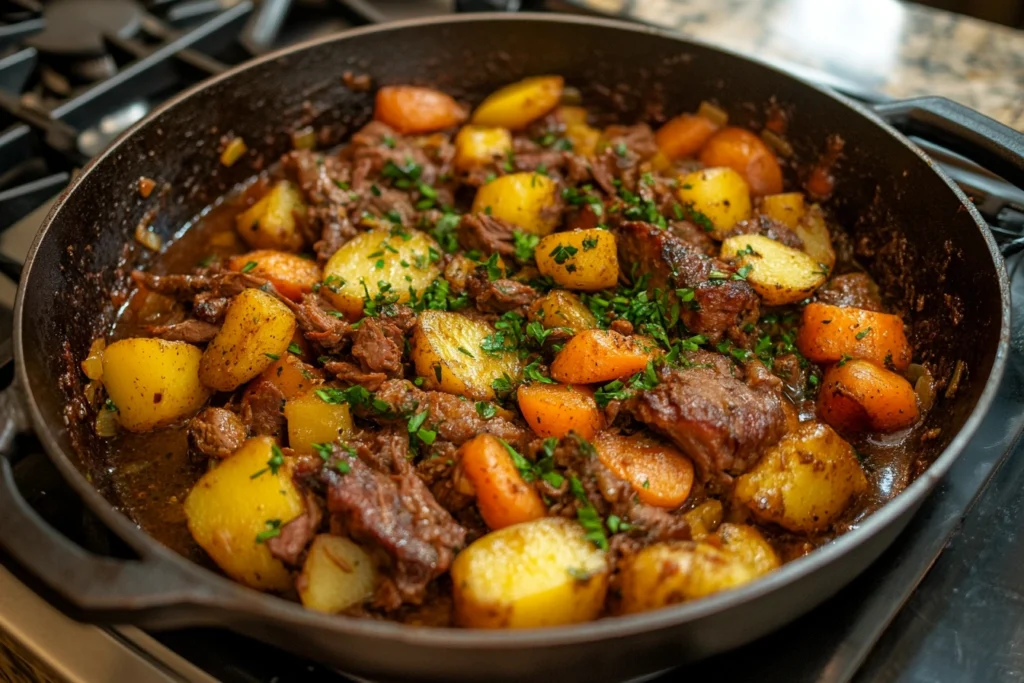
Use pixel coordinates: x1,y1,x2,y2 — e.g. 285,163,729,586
567,0,1024,130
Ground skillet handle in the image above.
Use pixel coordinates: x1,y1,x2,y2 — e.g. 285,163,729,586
0,455,222,625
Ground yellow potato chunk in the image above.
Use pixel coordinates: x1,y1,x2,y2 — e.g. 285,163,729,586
759,192,805,229
676,167,751,238
102,338,211,432
715,523,781,575
184,437,305,591
720,233,828,306
322,228,441,319
528,290,597,334
619,530,778,613
451,517,609,628
411,310,523,400
682,500,724,540
236,181,306,252
284,390,353,455
298,535,377,614
471,172,559,236
471,76,564,130
535,229,618,291
734,421,868,533
794,203,837,275
454,125,513,171
199,288,296,392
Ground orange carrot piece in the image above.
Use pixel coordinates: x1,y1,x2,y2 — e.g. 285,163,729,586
227,250,322,301
655,114,720,160
818,360,920,433
374,86,467,135
249,354,323,402
797,302,911,371
550,330,655,384
594,432,694,508
699,127,783,196
517,383,604,440
458,434,547,530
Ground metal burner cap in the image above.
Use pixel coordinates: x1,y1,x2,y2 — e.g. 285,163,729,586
26,0,142,58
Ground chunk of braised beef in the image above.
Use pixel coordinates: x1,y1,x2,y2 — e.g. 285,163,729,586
722,214,803,249
240,378,286,438
266,496,322,566
351,317,405,376
457,213,518,258
187,407,246,459
131,270,267,301
590,124,658,194
816,272,884,312
667,220,716,255
283,293,352,354
372,380,529,448
616,221,760,344
146,319,220,344
321,432,466,608
325,361,387,391
465,272,537,315
193,294,230,323
625,362,786,483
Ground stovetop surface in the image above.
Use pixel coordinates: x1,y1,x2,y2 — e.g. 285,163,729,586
0,2,1023,682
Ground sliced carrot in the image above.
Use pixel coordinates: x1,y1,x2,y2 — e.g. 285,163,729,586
374,86,467,135
699,127,783,196
654,114,720,160
251,354,323,401
227,250,322,301
550,330,656,384
594,432,694,508
458,434,547,530
797,302,911,371
818,360,920,433
517,383,604,440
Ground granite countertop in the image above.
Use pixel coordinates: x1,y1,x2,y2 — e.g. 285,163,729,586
567,0,1024,131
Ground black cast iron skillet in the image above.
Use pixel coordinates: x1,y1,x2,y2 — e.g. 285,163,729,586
0,14,1021,683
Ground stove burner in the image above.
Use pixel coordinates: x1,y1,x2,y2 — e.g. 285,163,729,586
26,0,142,58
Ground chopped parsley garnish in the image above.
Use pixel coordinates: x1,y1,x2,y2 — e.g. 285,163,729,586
475,402,497,420
249,444,286,480
593,361,659,407
614,142,628,157
837,353,854,367
499,438,564,489
569,476,608,550
732,264,753,280
481,253,504,281
264,353,280,360
287,343,303,355
513,230,540,264
457,346,475,358
381,158,423,189
855,327,872,340
240,261,258,273
255,519,283,544
381,134,395,149
491,373,515,396
549,243,578,265
524,359,556,384
431,210,461,253
407,410,437,446
581,237,599,251
104,398,118,412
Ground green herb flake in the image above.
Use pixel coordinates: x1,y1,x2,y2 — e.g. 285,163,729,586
549,243,579,265
476,402,497,420
855,327,872,340
264,353,280,361
240,261,258,273
287,343,303,356
581,237,598,251
255,519,283,544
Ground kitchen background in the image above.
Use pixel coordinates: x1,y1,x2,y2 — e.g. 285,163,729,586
0,1,1022,682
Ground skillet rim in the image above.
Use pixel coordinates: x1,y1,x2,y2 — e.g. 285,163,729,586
12,12,1011,649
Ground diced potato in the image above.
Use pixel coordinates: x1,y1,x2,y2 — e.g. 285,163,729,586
227,250,322,301
374,86,467,135
199,288,297,392
184,437,305,591
81,338,105,380
720,234,827,306
557,106,588,125
471,173,559,236
285,390,354,455
471,76,564,130
759,192,805,229
619,535,776,613
235,181,306,252
527,290,597,334
535,229,618,291
322,228,441,319
734,421,868,533
411,310,523,400
682,500,724,540
715,524,781,575
451,517,609,628
550,329,655,384
555,109,600,158
298,535,377,613
793,204,836,274
594,432,694,508
454,125,513,171
676,167,751,238
252,354,322,401
102,338,211,432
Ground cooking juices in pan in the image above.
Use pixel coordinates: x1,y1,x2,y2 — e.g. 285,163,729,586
85,76,931,628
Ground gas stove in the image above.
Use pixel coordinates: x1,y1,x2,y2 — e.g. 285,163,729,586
0,2,1023,682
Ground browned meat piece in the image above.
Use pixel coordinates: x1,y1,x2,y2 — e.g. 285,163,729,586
283,293,352,353
266,497,322,566
626,363,786,483
131,270,266,301
590,124,658,194
466,273,537,315
240,378,286,438
325,361,387,391
616,221,760,344
722,215,803,249
187,407,246,459
350,317,404,376
816,272,884,311
373,380,529,448
510,138,570,175
667,220,716,255
457,213,518,258
193,294,229,323
146,319,220,344
280,150,359,264
383,304,417,334
322,434,465,607
772,352,809,391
